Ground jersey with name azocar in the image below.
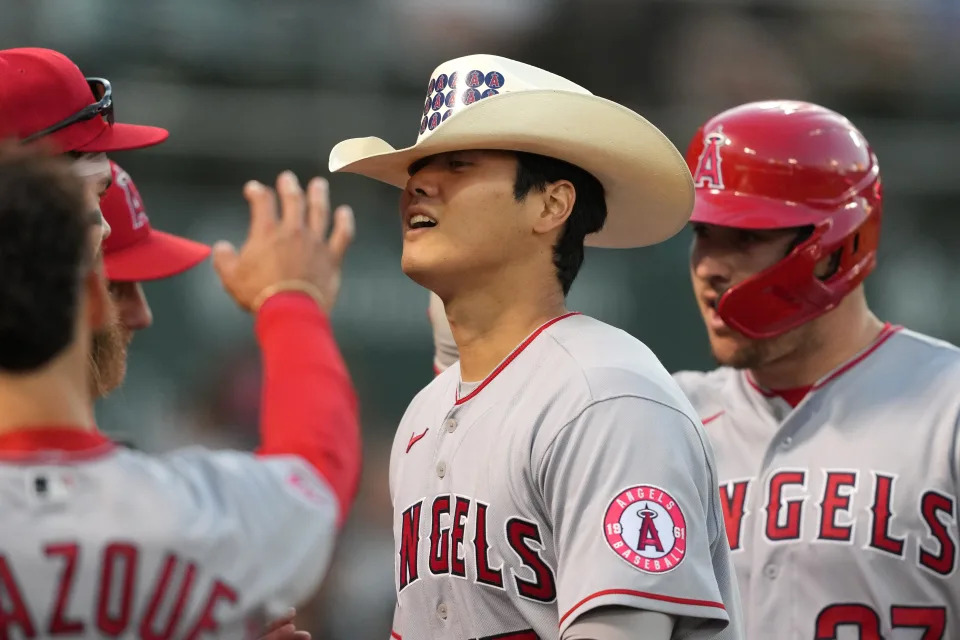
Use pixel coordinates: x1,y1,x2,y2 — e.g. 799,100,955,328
0,430,339,640
0,296,357,640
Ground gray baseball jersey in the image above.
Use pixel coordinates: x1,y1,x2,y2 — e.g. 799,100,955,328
674,325,960,639
0,429,339,639
389,313,743,639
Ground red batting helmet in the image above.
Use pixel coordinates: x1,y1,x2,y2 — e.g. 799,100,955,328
686,100,882,339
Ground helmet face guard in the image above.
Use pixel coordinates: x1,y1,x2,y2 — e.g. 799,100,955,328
686,101,883,340
715,201,880,339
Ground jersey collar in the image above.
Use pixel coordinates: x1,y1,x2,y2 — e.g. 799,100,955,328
745,322,902,400
0,427,116,463
455,312,580,405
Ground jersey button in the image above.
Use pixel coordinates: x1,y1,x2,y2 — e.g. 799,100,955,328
437,603,448,620
780,436,793,449
444,418,458,433
763,564,779,579
436,461,447,478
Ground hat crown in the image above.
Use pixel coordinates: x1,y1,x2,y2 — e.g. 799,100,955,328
0,48,107,148
417,54,591,140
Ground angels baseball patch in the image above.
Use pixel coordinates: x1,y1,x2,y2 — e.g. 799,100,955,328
603,485,687,574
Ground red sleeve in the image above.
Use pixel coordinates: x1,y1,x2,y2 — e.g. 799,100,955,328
254,292,361,527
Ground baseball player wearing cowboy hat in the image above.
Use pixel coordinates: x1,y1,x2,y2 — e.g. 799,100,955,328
331,54,743,640
0,47,359,638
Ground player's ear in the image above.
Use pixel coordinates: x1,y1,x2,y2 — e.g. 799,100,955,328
532,179,576,237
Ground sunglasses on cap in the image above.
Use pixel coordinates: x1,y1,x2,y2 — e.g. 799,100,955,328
21,77,114,143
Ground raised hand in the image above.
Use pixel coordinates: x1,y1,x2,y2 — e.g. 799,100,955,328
214,171,355,314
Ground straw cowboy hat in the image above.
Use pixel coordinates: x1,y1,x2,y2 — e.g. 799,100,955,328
329,54,694,249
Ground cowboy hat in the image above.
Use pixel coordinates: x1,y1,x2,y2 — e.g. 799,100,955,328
329,54,693,248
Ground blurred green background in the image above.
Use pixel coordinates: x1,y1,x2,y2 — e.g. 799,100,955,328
3,0,957,636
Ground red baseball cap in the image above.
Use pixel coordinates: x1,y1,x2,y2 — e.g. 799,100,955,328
0,48,168,152
101,162,211,282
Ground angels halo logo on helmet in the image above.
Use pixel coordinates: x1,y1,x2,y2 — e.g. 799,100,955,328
685,100,882,339
692,129,727,190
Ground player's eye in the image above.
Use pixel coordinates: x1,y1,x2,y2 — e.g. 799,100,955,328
736,230,762,245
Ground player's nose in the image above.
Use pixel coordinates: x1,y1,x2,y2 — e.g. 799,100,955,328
691,248,734,287
99,209,112,241
404,166,441,201
113,282,154,332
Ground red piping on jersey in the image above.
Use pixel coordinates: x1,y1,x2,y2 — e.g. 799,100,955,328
0,427,115,463
745,323,901,400
390,631,401,640
405,428,429,453
254,292,361,527
701,410,725,426
559,588,726,626
811,323,900,389
454,312,580,405
744,374,777,398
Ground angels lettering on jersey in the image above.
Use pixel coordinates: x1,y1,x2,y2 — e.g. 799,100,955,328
399,494,557,603
715,467,957,639
719,470,956,577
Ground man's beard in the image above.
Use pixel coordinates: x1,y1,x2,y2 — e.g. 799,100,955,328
89,320,128,398
713,339,770,370
712,321,818,373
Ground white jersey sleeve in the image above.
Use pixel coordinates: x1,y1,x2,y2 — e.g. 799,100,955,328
562,608,675,640
159,447,340,615
536,394,733,634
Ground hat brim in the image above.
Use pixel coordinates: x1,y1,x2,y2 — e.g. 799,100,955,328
103,229,211,282
329,90,693,248
74,123,169,153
